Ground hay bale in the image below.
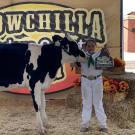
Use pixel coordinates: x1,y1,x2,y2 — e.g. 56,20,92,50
103,93,126,103
66,87,81,109
104,99,135,128
103,72,135,128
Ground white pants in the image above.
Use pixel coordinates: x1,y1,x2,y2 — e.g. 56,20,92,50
81,76,107,128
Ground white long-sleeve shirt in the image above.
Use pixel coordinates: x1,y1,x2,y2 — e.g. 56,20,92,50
80,51,103,76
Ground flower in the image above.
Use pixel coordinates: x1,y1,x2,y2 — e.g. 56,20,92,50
103,77,129,96
103,81,110,93
109,84,117,94
119,81,129,92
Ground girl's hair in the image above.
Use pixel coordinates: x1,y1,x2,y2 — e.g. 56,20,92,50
85,38,96,46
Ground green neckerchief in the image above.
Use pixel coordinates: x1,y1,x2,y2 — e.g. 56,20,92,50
88,55,94,68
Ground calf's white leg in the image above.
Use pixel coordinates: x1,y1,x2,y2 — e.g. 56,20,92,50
40,90,48,127
33,81,46,134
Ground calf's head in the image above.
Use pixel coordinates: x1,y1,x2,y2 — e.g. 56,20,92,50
52,35,85,63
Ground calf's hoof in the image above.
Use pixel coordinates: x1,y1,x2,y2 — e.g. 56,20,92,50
38,127,47,135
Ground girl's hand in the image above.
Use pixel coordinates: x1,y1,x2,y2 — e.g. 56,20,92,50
101,44,110,56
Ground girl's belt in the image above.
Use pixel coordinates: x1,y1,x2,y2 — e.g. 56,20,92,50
81,74,101,80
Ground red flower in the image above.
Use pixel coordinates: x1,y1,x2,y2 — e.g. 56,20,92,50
109,84,117,94
119,81,129,92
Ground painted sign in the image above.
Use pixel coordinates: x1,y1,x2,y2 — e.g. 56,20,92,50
0,2,107,45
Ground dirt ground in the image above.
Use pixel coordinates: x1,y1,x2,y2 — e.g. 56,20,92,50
0,91,135,135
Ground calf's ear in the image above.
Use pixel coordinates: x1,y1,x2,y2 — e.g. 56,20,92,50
52,35,63,42
60,37,68,45
66,33,73,41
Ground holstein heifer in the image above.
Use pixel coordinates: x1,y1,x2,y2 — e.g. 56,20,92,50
0,35,85,134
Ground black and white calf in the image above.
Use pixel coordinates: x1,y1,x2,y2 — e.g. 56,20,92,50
0,35,85,134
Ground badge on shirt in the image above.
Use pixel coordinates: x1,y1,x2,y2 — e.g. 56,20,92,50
95,49,114,69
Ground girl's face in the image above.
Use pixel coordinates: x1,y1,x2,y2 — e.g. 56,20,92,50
85,41,96,53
